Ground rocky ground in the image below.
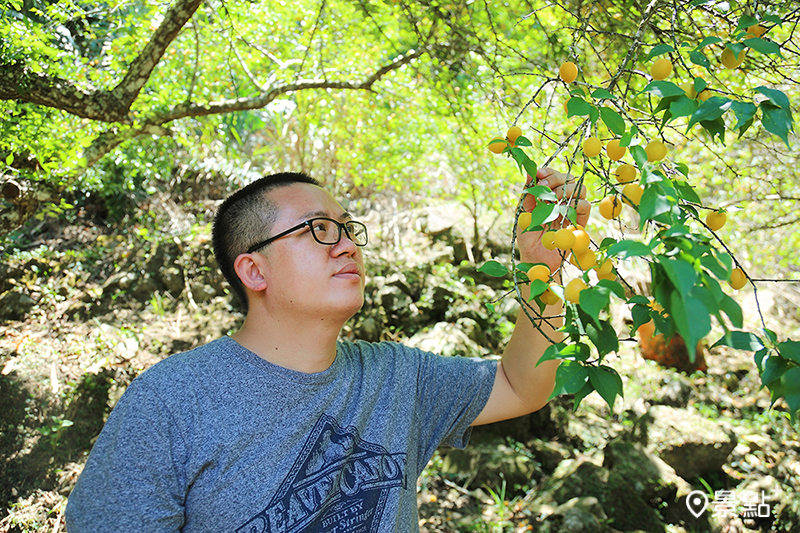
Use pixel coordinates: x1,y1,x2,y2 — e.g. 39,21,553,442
0,201,798,533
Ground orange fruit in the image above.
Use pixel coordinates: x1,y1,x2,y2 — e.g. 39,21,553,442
606,139,627,161
614,164,637,184
541,231,557,250
706,211,727,231
597,258,614,275
729,268,747,290
569,249,597,271
554,228,577,250
527,264,551,283
540,287,561,306
721,48,746,69
645,140,668,162
583,137,602,157
518,212,532,231
507,126,522,144
488,137,508,154
746,24,767,38
559,62,578,84
680,82,697,99
571,228,591,254
598,196,622,220
564,278,588,304
622,183,644,206
697,89,712,101
651,58,673,80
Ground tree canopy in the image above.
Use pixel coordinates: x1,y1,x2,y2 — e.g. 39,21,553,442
2,0,799,416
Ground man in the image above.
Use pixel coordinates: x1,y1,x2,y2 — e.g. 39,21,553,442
65,168,590,532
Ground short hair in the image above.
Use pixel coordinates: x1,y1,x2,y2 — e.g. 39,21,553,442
212,171,321,311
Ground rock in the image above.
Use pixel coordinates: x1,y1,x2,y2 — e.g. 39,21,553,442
353,316,382,342
407,322,485,358
158,266,185,296
553,496,607,522
527,438,570,473
0,289,35,320
439,437,540,491
131,275,161,301
529,456,666,532
651,377,692,407
602,439,692,502
557,508,602,533
642,405,736,479
102,271,137,294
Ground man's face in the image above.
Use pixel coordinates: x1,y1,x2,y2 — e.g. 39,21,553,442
255,183,365,321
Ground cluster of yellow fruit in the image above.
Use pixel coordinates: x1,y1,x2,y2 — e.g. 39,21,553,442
487,125,523,154
593,140,670,221
720,23,767,70
521,223,616,305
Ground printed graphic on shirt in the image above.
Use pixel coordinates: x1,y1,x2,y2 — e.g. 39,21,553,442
236,414,408,533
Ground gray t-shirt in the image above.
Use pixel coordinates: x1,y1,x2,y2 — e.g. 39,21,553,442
65,336,496,532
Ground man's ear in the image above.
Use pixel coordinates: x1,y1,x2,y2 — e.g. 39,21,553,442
233,253,268,292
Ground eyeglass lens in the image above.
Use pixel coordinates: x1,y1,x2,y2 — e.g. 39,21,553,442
310,219,367,246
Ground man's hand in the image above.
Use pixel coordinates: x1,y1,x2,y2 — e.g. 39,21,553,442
518,167,591,272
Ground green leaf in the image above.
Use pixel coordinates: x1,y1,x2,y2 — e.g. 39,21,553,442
630,304,652,333
658,257,697,298
693,77,708,94
760,103,794,148
712,331,765,351
670,292,711,360
528,279,549,299
607,240,653,258
560,343,592,362
567,98,595,117
524,185,558,202
586,320,619,357
700,118,727,144
620,124,638,148
689,50,710,69
756,87,791,111
591,89,616,100
537,343,566,366
599,107,626,136
571,381,595,411
579,287,610,326
744,37,782,56
647,44,675,59
515,135,533,147
735,15,760,32
673,180,701,203
478,260,508,277
687,97,733,129
5,153,13,166
528,202,558,227
730,101,758,133
523,158,539,178
640,81,685,98
695,36,723,50
777,340,800,365
639,186,675,225
630,145,648,169
588,365,624,409
761,355,788,387
548,361,590,401
669,96,698,121
781,368,800,422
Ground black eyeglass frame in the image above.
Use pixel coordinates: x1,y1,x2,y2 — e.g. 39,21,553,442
246,217,368,254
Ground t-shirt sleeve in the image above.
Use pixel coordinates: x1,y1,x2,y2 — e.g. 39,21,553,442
408,346,497,457
65,377,187,533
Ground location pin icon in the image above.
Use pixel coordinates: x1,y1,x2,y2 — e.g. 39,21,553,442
686,490,709,518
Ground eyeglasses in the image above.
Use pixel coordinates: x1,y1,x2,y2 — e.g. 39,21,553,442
246,217,369,253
